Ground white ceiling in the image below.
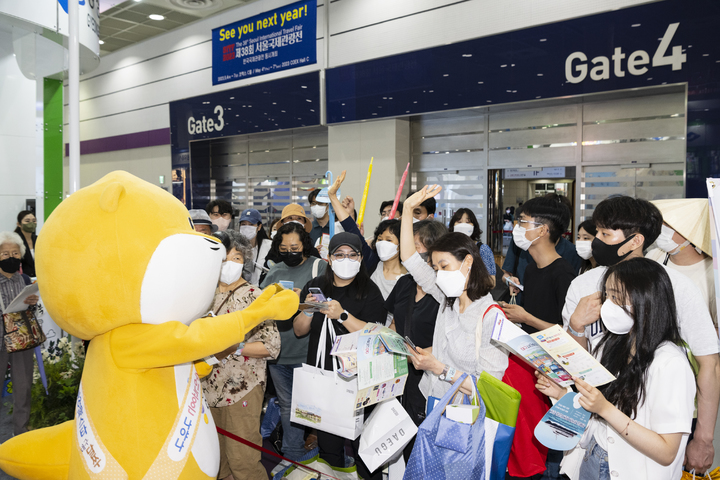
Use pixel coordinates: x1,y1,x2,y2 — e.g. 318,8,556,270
99,0,258,55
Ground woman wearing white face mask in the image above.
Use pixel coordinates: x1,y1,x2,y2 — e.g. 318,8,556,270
400,186,508,399
203,230,280,480
293,232,387,480
369,219,408,327
536,258,695,480
449,207,496,285
576,220,598,274
237,208,272,285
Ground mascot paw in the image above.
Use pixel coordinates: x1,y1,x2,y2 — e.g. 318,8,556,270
194,360,213,378
239,284,300,331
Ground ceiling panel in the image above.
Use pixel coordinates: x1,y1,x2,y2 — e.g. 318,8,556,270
98,0,260,56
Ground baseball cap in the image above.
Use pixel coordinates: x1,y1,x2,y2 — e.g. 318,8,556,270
329,232,363,256
239,208,262,225
280,204,312,233
189,209,218,232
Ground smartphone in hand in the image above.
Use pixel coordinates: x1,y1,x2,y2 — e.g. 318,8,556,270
308,287,328,302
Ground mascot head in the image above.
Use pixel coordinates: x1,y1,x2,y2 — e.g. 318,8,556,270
36,171,225,339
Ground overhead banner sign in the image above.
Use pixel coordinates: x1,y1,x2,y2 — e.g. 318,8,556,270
505,167,566,179
212,0,316,86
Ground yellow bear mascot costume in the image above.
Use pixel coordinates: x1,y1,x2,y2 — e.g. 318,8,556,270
0,171,299,479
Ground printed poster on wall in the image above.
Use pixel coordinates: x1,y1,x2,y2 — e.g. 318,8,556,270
212,0,317,85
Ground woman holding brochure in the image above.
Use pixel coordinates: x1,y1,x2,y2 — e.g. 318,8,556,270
399,187,508,399
535,258,695,480
0,231,39,436
293,231,386,480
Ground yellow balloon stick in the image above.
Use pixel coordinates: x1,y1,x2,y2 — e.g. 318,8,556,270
357,157,373,224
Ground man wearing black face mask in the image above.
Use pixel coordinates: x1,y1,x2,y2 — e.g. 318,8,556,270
0,232,39,436
562,196,720,476
259,222,327,462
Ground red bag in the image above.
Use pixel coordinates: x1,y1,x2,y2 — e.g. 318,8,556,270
502,355,550,478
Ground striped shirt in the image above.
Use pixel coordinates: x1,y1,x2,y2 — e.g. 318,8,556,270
0,273,29,347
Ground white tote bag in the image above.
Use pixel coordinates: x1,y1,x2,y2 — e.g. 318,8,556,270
291,316,364,440
357,398,418,473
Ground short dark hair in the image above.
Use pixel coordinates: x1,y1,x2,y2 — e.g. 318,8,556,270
17,210,34,224
578,219,597,237
406,191,436,215
592,196,662,250
428,232,493,308
379,200,402,215
205,199,234,217
413,220,448,250
518,196,570,243
448,208,482,241
308,189,321,204
270,222,313,259
373,219,401,248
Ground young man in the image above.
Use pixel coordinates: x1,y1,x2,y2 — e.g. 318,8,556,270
563,195,720,475
379,200,402,220
501,197,576,334
406,191,435,221
205,199,234,232
308,188,330,245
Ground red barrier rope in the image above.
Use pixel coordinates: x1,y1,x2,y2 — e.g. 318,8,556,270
216,427,341,480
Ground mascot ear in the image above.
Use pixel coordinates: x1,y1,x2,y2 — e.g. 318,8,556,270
99,182,126,213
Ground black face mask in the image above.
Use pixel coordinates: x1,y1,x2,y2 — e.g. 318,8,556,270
0,257,21,274
591,235,636,267
280,251,304,267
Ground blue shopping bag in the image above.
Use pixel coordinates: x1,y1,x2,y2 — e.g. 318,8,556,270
404,373,486,480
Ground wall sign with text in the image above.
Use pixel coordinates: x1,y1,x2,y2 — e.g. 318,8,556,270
212,0,317,85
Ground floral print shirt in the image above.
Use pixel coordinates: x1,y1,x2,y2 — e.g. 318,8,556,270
201,282,281,407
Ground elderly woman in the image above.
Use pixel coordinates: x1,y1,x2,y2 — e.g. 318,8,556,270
201,230,280,480
0,232,39,435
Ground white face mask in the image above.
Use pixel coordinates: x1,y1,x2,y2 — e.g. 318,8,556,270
575,240,593,260
239,225,258,241
212,217,231,232
311,204,328,219
512,223,541,251
287,220,305,227
381,216,390,222
271,230,278,239
600,299,634,335
331,258,362,280
220,260,244,285
435,259,468,298
376,240,399,262
412,217,420,224
656,224,689,255
454,223,474,237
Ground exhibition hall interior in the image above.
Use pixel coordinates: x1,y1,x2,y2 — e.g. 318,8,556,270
0,0,719,479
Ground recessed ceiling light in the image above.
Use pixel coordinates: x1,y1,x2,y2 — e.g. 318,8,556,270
99,40,105,44
149,14,164,21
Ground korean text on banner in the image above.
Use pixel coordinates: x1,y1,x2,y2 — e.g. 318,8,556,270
212,0,317,85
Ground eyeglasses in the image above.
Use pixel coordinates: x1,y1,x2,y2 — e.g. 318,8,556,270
279,247,303,253
331,252,359,261
518,220,543,227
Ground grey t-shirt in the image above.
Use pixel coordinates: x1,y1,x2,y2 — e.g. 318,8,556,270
261,257,327,364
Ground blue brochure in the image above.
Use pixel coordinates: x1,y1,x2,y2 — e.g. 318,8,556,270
534,392,591,451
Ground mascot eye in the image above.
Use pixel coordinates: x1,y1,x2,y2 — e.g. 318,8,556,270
188,218,194,230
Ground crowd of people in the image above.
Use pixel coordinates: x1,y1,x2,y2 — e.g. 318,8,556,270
0,181,718,480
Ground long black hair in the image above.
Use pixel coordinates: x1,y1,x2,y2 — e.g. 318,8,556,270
427,232,493,309
449,208,482,242
596,258,684,418
320,247,372,301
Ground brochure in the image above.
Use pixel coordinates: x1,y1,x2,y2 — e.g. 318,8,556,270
2,283,39,314
491,314,615,387
534,392,591,451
